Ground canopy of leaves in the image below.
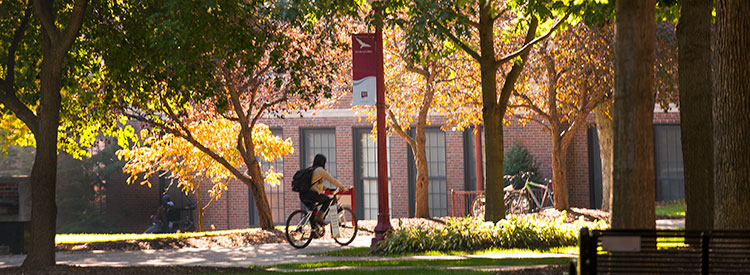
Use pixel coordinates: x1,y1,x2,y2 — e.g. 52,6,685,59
117,118,292,200
0,0,134,158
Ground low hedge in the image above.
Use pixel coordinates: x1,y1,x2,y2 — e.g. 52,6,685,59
373,213,608,254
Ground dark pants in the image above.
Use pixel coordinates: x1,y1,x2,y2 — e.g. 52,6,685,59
299,191,332,214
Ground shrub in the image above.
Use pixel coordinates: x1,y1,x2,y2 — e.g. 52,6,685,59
504,142,544,189
373,214,608,255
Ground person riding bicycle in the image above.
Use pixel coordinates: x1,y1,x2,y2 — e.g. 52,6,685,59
300,154,349,225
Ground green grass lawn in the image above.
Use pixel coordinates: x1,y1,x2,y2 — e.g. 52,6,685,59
271,257,571,269
656,201,686,218
255,269,497,275
318,246,578,257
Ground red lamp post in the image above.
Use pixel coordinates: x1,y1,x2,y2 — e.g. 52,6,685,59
371,2,392,245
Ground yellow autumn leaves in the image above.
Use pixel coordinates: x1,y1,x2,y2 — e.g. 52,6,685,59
116,117,293,201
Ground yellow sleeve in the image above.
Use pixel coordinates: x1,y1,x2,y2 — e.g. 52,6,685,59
320,169,344,189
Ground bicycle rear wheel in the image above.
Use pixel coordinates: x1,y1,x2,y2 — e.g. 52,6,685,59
332,207,357,246
285,209,313,249
472,194,485,219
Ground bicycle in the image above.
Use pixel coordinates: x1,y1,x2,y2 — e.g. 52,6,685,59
285,187,358,249
470,173,553,218
504,173,554,214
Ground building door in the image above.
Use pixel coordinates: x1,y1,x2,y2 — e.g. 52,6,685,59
408,128,448,217
249,129,286,226
353,128,391,220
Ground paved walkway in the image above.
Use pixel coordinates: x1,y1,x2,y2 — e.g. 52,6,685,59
0,236,573,269
1,219,682,269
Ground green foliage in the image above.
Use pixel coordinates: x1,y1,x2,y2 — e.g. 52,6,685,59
373,215,607,255
503,141,543,188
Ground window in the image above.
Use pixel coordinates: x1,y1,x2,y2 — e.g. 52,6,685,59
249,129,286,226
354,129,391,220
408,128,448,217
302,129,337,187
654,125,685,201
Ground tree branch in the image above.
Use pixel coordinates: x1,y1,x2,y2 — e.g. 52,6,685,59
250,92,287,129
32,0,61,43
4,2,32,89
495,10,572,68
59,0,89,52
124,112,251,183
0,3,38,135
433,21,481,61
387,109,417,150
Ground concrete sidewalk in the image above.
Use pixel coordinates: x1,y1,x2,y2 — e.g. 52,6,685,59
0,236,574,269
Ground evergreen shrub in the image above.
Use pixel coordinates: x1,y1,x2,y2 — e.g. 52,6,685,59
504,141,544,189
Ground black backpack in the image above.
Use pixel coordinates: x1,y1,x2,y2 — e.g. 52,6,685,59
291,166,317,192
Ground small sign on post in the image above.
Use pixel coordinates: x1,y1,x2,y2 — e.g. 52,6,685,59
352,33,377,106
329,206,340,238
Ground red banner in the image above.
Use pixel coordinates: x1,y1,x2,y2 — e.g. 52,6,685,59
352,33,377,106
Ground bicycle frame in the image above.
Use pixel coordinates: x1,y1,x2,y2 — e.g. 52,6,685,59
523,179,552,210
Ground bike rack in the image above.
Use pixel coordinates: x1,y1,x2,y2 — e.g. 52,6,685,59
325,187,355,213
450,189,483,217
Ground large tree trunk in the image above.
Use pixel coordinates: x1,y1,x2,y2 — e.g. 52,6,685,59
677,0,714,231
551,136,569,210
413,127,430,218
595,109,614,212
247,160,274,230
23,53,63,268
713,0,750,230
477,1,504,222
611,0,656,230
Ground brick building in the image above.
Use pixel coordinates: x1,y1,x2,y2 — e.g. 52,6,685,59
187,99,684,230
0,106,684,233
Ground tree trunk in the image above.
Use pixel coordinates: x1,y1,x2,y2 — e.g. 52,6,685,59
551,136,569,210
22,54,63,268
196,186,204,232
713,0,750,230
595,109,614,212
477,1,504,222
413,127,430,218
677,0,714,231
611,0,656,230
247,160,274,230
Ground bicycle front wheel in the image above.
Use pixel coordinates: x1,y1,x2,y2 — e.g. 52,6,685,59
332,207,357,246
285,209,313,249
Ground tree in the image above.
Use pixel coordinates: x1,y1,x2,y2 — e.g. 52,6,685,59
510,23,612,210
677,0,714,231
390,0,570,222
117,121,292,231
0,0,121,267
99,1,355,229
713,0,750,230
356,23,480,218
611,0,656,229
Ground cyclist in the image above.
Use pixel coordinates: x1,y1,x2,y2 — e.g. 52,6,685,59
299,154,349,225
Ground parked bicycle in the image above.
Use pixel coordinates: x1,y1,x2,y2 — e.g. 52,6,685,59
285,187,357,249
504,172,554,214
470,172,553,218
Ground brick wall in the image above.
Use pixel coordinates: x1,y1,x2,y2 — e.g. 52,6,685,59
111,108,683,231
